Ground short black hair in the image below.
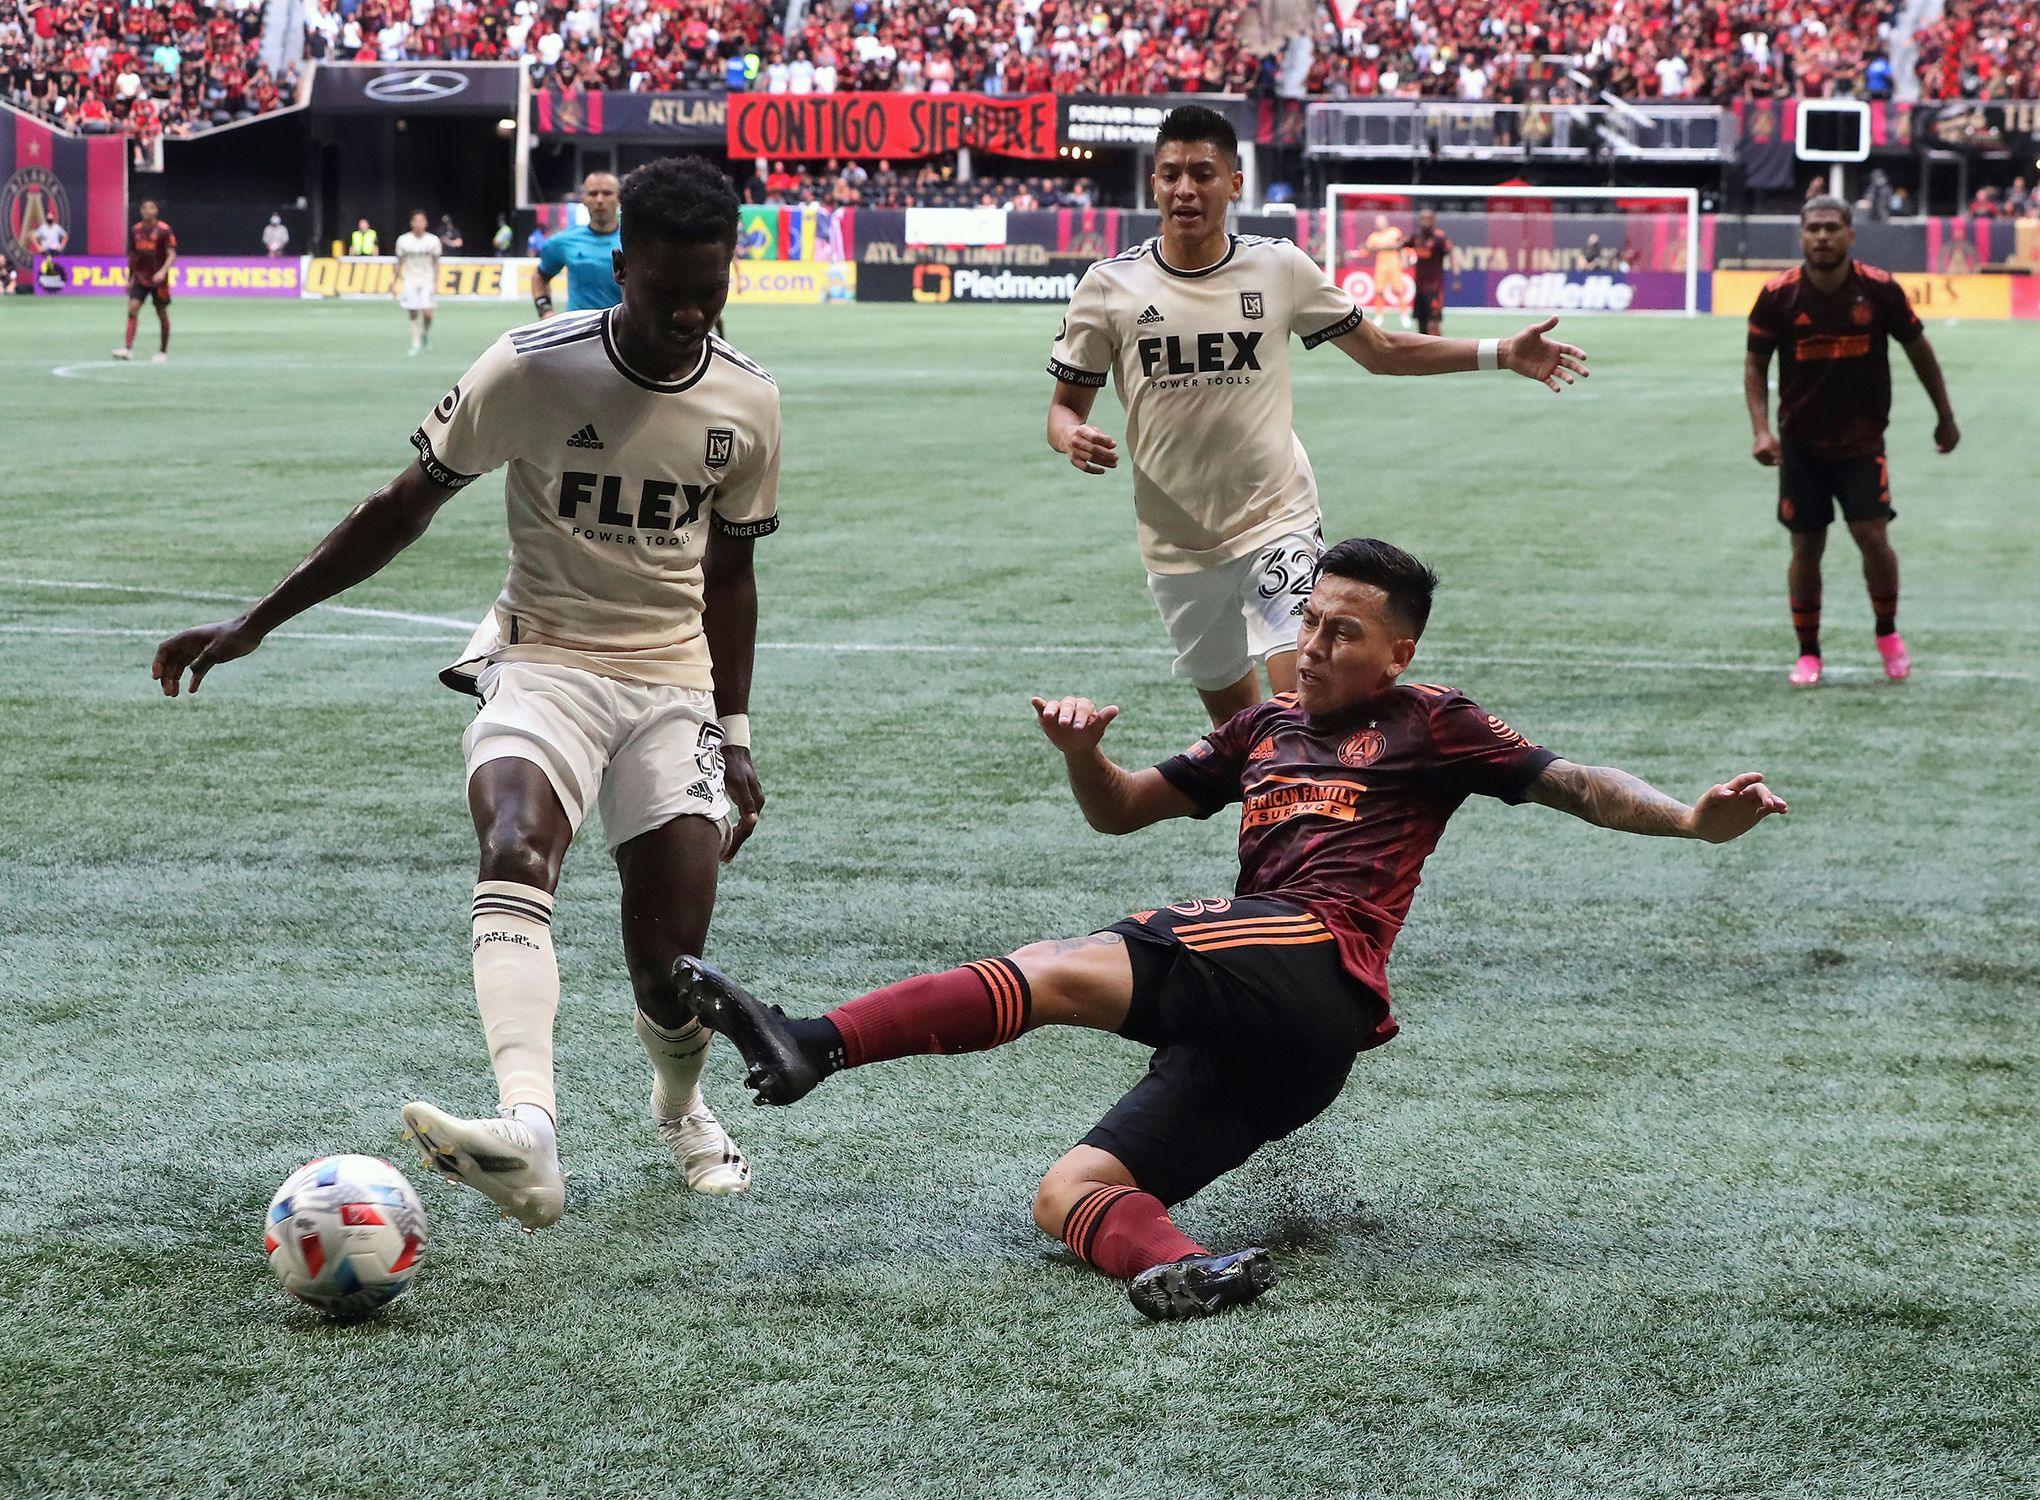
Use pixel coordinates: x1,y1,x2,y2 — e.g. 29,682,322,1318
1801,194,1853,226
619,156,739,251
1156,105,1238,169
1317,537,1440,638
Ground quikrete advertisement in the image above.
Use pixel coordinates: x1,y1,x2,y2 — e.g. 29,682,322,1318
301,256,539,301
860,257,1090,304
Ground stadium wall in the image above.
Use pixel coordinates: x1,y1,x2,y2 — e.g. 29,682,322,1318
1,104,126,269
27,217,2033,320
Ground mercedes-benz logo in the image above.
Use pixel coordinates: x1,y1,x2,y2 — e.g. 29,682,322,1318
363,69,471,103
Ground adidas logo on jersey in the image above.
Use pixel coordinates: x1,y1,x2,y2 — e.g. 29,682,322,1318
1136,305,1164,326
567,424,604,449
1794,313,1814,326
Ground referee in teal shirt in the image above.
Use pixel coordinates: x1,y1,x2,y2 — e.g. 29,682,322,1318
533,171,621,317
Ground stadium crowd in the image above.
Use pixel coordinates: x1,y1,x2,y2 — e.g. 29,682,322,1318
1309,0,1911,102
1,0,297,156
5,0,2037,157
292,0,2040,104
1912,0,2040,100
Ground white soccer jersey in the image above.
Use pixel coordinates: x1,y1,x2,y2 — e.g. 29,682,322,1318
394,230,442,285
1048,234,1362,575
413,309,782,691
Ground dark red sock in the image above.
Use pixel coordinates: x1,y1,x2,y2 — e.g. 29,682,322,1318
123,311,137,348
824,957,1030,1068
158,313,171,352
1062,1186,1205,1280
1791,595,1822,657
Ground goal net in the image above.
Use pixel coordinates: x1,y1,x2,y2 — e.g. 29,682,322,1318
1321,184,1702,317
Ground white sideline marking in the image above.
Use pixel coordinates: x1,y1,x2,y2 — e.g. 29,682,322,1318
1,578,2029,682
0,624,456,644
0,576,475,630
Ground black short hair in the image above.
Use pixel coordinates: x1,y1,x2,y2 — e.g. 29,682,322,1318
1317,538,1440,638
619,156,739,251
1801,194,1853,227
1156,105,1238,169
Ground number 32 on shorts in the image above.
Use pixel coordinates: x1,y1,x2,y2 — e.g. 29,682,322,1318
1257,540,1323,611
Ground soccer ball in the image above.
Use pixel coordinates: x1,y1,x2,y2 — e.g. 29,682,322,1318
264,1155,428,1317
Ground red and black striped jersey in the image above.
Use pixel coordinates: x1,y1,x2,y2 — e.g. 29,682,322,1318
1747,261,1923,458
1157,685,1556,1010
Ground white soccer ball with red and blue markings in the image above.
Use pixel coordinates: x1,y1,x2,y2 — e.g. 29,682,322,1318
264,1155,428,1317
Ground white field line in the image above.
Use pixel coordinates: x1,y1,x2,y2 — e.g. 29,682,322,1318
0,624,454,644
0,577,2030,682
0,576,475,630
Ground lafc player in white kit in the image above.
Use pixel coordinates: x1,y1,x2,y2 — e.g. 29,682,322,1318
153,158,777,1227
393,211,443,356
1048,106,1591,726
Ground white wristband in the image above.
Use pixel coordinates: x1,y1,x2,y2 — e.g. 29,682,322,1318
1477,337,1501,372
719,713,751,750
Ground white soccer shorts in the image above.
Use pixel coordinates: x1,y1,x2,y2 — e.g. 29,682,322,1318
463,662,731,850
399,280,436,312
1146,529,1325,691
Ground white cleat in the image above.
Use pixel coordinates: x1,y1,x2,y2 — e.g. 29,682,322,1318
401,1101,566,1229
653,1093,751,1196
111,347,132,360
150,352,169,364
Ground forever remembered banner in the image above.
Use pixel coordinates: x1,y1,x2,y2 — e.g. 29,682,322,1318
727,93,1057,160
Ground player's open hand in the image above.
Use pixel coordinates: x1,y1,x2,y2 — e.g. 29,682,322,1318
1687,772,1787,843
721,746,765,862
1032,695,1119,754
151,616,263,697
1501,317,1589,393
1752,429,1782,467
1065,425,1119,475
1934,415,1960,454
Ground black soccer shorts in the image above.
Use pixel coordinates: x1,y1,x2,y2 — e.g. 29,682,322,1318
1078,896,1388,1206
1777,444,1894,531
128,280,171,308
1412,289,1442,329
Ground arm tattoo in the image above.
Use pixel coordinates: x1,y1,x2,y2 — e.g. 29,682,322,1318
1528,759,1693,838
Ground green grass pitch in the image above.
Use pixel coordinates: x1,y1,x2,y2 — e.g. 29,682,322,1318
2,297,2035,1499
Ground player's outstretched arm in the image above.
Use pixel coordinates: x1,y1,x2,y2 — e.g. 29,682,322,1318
1902,337,1960,453
150,461,463,697
1031,696,1199,835
1526,760,1787,843
702,528,765,861
1047,380,1118,475
1331,315,1588,391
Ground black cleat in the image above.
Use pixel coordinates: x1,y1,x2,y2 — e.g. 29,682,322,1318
1128,1248,1277,1322
671,956,823,1106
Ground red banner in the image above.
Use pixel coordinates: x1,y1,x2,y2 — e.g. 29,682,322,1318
727,93,1057,161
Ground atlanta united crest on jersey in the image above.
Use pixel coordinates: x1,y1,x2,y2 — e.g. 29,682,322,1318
1048,235,1362,575
413,308,781,691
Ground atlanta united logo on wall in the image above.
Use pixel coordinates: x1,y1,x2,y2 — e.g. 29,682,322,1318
1340,730,1385,767
1,165,69,267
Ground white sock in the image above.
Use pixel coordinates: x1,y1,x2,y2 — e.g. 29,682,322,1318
635,1008,711,1119
471,881,560,1125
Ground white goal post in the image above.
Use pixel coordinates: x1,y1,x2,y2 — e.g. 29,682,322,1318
1321,183,1702,317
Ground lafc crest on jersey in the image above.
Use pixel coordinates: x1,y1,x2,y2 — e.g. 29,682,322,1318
704,427,733,468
